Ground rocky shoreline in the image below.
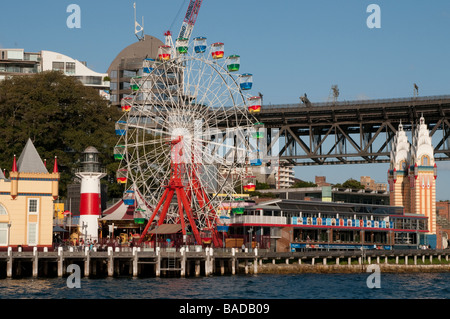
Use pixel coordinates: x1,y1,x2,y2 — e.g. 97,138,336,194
244,263,450,274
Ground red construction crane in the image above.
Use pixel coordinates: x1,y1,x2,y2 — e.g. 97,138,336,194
178,0,203,42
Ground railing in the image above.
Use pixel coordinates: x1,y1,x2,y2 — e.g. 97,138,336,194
230,215,287,225
261,94,450,111
74,167,107,174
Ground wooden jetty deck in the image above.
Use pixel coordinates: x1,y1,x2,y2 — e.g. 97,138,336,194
0,246,449,279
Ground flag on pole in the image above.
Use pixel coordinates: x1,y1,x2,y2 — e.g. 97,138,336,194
134,2,144,39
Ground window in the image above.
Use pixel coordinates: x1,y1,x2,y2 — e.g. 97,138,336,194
52,62,64,72
65,62,76,75
28,199,39,214
75,76,102,85
421,155,429,166
7,50,24,60
123,70,137,78
27,223,37,246
0,204,6,215
27,199,39,245
400,160,406,170
0,223,8,246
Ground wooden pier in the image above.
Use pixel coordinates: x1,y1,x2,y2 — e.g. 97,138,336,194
0,247,449,279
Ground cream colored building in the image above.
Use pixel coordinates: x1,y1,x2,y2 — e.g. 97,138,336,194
0,139,59,248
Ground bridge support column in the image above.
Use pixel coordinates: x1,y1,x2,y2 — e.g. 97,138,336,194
107,247,114,277
7,247,12,278
132,248,138,277
220,259,225,275
195,260,200,277
57,247,64,277
156,248,161,277
231,248,236,275
180,248,186,277
32,247,38,278
84,248,90,277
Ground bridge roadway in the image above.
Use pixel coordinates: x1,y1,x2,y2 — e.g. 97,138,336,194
252,94,450,165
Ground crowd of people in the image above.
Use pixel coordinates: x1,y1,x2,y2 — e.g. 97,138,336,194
53,233,137,251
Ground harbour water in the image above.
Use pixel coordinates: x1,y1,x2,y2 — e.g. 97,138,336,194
0,272,449,299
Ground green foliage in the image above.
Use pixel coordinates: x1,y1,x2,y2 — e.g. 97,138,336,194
255,180,271,190
248,181,277,198
290,180,318,188
248,191,278,198
232,179,278,198
0,71,122,198
334,178,365,190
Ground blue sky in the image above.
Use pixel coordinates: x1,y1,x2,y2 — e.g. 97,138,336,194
1,1,450,199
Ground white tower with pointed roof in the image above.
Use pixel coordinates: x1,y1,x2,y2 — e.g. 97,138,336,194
389,116,437,239
409,116,437,234
388,122,412,212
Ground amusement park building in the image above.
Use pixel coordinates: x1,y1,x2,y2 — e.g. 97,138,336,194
228,198,430,252
388,117,438,246
258,185,390,206
0,139,59,248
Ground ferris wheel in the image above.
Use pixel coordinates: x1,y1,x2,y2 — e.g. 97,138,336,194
114,35,262,247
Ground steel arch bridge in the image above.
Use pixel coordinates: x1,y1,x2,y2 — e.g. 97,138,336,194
253,95,450,166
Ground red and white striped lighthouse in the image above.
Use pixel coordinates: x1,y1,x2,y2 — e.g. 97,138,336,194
75,146,106,242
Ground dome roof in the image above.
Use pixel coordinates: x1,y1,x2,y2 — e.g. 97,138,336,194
83,146,99,154
107,35,164,74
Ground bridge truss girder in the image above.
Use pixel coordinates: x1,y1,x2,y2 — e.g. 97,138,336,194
257,95,450,166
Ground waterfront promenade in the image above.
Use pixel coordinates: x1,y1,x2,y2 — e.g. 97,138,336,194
1,246,449,278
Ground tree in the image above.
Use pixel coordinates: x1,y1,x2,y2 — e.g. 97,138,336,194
0,71,122,198
290,180,318,188
334,178,365,190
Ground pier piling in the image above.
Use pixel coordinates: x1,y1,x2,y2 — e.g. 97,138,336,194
1,248,449,279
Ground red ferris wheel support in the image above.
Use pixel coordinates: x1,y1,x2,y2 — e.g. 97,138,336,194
137,136,222,247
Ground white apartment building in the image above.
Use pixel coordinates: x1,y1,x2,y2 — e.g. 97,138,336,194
0,48,109,97
274,166,295,189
